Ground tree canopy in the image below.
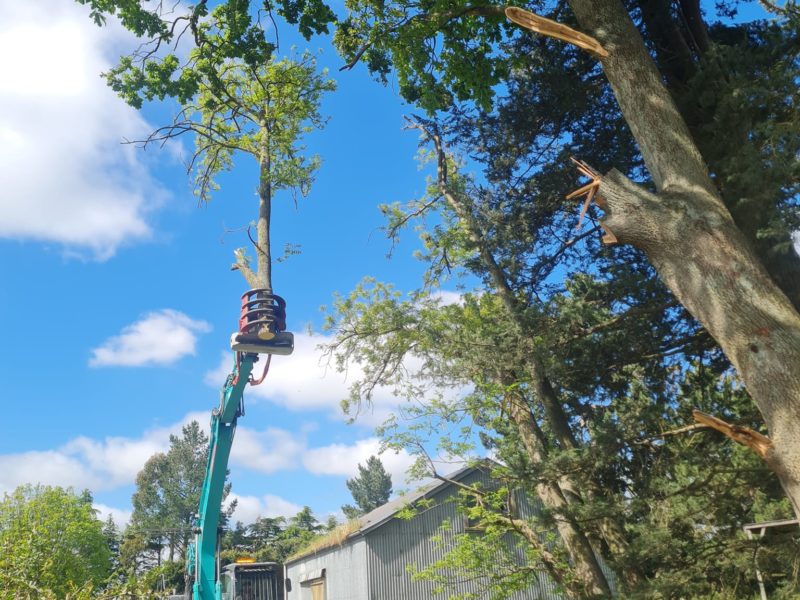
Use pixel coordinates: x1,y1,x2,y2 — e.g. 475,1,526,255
124,421,228,574
342,455,393,519
220,506,328,565
0,485,112,598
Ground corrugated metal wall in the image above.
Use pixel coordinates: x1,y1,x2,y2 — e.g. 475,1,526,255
285,538,369,600
287,467,616,599
364,469,565,600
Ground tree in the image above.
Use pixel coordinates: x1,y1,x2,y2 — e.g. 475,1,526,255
183,50,335,292
558,0,800,518
341,455,393,519
79,0,335,294
334,0,800,518
0,485,112,598
102,515,122,575
321,33,797,589
220,508,326,564
326,283,796,596
126,421,229,573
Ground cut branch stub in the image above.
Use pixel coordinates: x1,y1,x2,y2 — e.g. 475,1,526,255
692,409,774,460
505,7,610,59
567,158,618,244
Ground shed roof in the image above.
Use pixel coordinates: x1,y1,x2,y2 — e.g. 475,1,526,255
286,460,491,565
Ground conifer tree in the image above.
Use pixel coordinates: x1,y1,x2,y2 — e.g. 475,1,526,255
342,456,393,519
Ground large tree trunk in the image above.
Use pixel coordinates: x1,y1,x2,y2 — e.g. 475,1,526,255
566,0,800,518
634,0,800,312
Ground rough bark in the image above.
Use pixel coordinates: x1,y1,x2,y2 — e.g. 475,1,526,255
633,1,800,312
565,0,800,519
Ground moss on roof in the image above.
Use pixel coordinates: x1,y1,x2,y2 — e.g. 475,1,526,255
287,519,363,562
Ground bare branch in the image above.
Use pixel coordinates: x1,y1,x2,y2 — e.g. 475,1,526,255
505,7,609,58
631,422,711,446
692,409,774,460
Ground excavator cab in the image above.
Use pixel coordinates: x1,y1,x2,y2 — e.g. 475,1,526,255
230,289,294,356
219,561,283,600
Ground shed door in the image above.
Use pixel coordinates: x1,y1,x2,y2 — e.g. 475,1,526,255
309,579,325,600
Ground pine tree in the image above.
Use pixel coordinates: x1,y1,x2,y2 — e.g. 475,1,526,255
342,456,393,519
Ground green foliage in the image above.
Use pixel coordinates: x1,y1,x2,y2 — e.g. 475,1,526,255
125,421,228,577
139,560,185,595
0,485,111,598
79,0,330,108
220,507,326,564
79,0,336,291
334,0,538,111
188,51,335,204
342,455,393,518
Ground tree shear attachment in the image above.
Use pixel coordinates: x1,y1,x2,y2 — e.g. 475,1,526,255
230,289,294,356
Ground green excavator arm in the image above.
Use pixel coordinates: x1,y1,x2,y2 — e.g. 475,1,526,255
186,290,293,600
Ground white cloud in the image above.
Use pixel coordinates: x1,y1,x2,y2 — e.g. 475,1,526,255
0,410,415,520
90,309,211,367
0,411,222,496
431,290,465,306
94,503,133,529
205,333,406,423
0,422,178,495
226,493,303,525
230,427,305,473
0,0,168,259
302,437,415,488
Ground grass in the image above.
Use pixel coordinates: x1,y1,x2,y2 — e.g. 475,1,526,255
287,519,363,562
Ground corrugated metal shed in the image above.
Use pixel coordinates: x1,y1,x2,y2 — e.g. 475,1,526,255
285,461,569,599
286,538,369,600
364,466,563,600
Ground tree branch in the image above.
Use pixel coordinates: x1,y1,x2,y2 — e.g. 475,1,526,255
505,7,609,58
692,409,774,460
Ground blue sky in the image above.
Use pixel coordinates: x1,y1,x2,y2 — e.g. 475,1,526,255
0,0,449,528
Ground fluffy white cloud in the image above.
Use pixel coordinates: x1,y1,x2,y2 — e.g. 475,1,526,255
0,411,415,519
230,427,305,473
0,411,221,496
302,438,415,488
205,333,407,423
90,310,211,367
94,503,133,529
226,493,303,525
0,0,167,259
0,422,179,495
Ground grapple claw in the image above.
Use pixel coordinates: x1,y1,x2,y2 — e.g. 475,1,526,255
230,289,295,356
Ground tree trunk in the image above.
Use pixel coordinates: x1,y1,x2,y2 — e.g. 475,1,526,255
257,122,273,293
634,1,800,312
417,119,640,590
566,0,800,519
505,387,612,598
